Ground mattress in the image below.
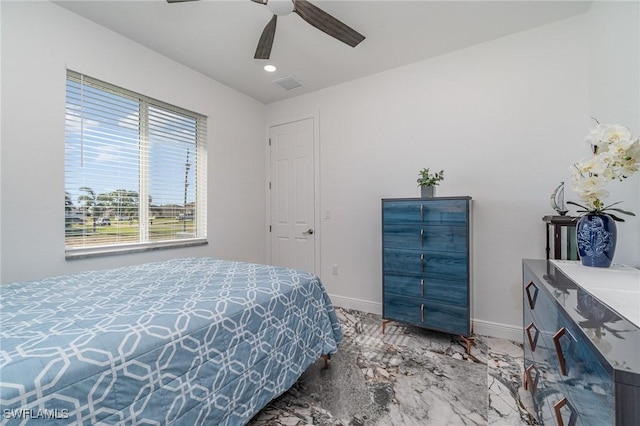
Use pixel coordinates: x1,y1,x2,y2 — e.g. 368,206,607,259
0,257,342,425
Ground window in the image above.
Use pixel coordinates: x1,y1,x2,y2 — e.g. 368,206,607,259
65,71,207,257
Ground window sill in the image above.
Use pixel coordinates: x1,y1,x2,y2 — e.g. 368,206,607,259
65,238,208,260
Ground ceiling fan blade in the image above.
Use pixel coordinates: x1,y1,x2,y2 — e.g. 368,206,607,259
254,15,278,60
166,0,200,3
293,0,365,48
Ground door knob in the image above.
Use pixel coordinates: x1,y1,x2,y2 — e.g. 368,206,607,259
303,229,314,235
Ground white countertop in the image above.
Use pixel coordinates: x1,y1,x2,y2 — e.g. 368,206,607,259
551,260,640,328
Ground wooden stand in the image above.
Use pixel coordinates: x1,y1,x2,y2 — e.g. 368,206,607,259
542,215,579,260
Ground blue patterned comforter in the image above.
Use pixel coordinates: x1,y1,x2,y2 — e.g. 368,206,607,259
0,257,342,425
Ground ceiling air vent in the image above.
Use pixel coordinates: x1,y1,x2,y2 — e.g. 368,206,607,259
273,75,302,90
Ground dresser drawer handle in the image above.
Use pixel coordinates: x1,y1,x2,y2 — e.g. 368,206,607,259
553,396,577,426
525,281,538,309
525,322,539,351
524,364,539,394
420,303,425,322
420,204,424,221
553,327,575,376
420,278,424,298
420,229,424,247
420,253,425,273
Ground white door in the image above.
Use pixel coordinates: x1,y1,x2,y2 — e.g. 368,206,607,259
270,117,315,272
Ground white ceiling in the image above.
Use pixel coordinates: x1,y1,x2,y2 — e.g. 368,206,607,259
54,0,592,104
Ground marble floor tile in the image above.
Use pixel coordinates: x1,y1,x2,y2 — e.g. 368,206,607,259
485,336,537,426
248,308,537,425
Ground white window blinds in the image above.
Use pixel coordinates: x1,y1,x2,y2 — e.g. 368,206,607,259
65,70,207,255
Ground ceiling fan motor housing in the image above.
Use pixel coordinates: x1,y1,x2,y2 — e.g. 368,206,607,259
267,0,294,16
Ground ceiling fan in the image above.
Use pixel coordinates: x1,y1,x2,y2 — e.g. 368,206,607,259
167,0,365,60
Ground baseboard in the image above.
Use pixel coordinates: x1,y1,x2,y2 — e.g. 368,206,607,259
330,294,523,342
473,319,523,343
329,294,382,316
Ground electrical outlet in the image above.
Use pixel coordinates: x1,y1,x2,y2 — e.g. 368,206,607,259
331,264,338,275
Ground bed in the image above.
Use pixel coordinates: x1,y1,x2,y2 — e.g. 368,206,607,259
0,257,342,425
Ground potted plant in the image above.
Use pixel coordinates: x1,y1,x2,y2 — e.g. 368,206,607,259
568,121,640,267
417,168,444,198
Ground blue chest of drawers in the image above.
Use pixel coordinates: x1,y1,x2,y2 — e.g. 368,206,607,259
382,197,472,336
523,259,640,425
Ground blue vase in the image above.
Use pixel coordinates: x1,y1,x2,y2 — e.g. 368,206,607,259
576,214,617,267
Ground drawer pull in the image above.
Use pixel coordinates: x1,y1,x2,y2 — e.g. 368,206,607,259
420,229,424,247
553,397,577,426
420,278,424,298
524,364,539,394
420,303,425,322
420,253,425,273
525,281,538,309
525,322,539,351
553,327,570,376
420,204,424,222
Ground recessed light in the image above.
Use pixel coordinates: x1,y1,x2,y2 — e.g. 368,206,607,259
264,65,277,73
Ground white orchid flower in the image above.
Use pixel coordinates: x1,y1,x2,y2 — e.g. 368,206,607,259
570,123,639,220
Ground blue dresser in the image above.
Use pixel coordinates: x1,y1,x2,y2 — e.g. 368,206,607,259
382,197,472,337
522,259,640,425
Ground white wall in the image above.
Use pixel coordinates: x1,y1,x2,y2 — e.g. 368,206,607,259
267,6,639,339
0,1,267,283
